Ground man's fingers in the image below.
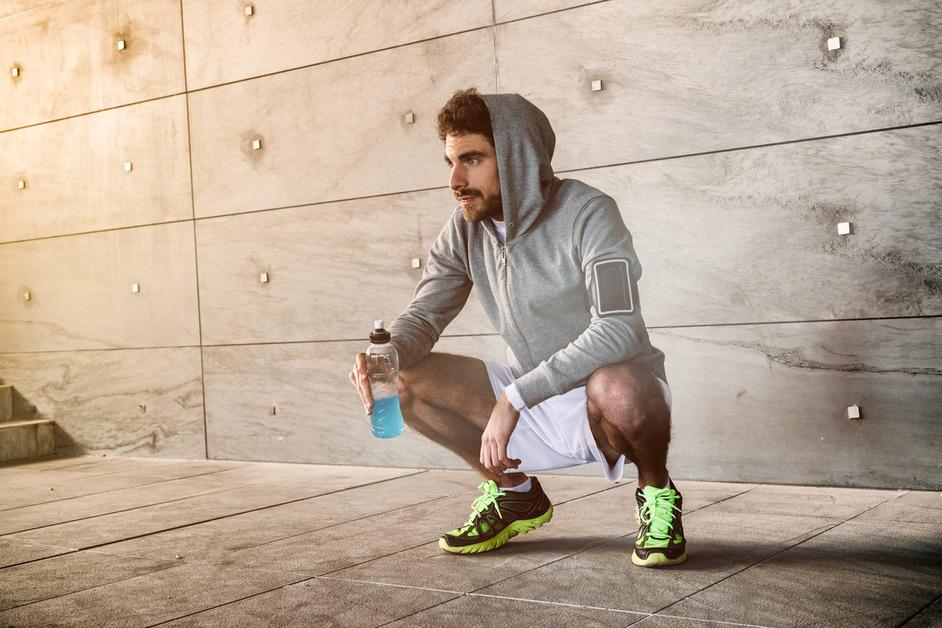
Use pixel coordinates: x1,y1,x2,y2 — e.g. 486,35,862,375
482,441,500,475
353,353,373,414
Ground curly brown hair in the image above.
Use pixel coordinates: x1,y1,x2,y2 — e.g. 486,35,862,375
436,87,494,147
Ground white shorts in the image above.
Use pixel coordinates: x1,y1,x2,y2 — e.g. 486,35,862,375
483,361,672,483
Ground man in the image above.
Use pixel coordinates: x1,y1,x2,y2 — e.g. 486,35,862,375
349,88,686,567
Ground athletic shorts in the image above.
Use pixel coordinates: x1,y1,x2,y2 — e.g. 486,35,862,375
482,361,672,483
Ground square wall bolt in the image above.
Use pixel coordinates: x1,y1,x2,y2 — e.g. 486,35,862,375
837,221,851,235
847,404,861,419
591,79,603,91
827,36,841,51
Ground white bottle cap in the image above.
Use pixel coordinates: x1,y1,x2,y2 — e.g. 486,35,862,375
374,319,384,330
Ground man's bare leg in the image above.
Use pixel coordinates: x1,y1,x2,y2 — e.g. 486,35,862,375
585,362,671,489
398,352,528,489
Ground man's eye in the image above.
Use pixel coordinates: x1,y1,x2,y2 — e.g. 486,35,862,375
465,158,479,166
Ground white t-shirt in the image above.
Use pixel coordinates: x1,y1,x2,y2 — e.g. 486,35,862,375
491,218,506,244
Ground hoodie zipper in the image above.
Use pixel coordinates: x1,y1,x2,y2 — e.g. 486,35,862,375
498,242,536,368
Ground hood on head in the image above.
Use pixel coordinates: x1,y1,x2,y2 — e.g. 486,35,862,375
478,93,557,240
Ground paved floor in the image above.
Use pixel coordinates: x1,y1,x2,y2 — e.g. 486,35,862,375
0,456,939,627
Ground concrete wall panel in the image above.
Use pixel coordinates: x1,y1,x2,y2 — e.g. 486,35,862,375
656,317,941,489
573,125,942,325
0,222,199,352
182,0,493,89
494,0,593,23
188,29,496,217
196,189,493,346
496,0,942,171
203,335,507,466
0,0,63,20
203,318,941,489
0,0,184,130
0,96,191,243
0,347,205,457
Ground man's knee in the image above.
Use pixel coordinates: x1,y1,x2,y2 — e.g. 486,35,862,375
397,352,442,406
586,363,664,435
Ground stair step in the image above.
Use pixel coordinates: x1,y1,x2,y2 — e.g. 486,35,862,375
0,384,11,421
0,419,55,462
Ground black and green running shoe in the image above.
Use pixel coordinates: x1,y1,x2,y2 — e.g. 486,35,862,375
439,477,553,554
632,478,687,567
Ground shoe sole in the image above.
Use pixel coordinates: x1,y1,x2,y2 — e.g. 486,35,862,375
438,504,553,554
631,548,688,567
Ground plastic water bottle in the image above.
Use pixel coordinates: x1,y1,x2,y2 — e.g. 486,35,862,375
366,320,404,439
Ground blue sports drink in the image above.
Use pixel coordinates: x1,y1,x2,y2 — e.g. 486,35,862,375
370,394,404,438
366,320,404,439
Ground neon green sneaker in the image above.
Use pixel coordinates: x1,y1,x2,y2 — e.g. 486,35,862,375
632,478,687,567
438,478,553,554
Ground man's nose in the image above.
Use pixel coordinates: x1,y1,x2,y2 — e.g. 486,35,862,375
449,167,466,192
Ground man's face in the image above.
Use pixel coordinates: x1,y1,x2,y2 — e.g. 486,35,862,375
444,133,503,223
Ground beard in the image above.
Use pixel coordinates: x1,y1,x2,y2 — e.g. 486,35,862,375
460,190,503,224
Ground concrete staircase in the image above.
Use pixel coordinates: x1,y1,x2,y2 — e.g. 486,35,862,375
0,384,55,462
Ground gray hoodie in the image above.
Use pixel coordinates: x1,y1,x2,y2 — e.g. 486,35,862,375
389,92,666,409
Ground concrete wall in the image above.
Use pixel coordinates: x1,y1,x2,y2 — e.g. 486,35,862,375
1,0,939,488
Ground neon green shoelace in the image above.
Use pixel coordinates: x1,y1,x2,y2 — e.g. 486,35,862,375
461,480,505,530
638,486,681,542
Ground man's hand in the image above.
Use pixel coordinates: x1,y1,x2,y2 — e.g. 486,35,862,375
480,392,522,475
348,352,373,415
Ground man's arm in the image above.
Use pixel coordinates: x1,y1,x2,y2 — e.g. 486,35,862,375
388,212,472,370
511,194,653,409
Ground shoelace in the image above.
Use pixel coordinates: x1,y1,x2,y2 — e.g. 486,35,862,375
461,480,505,530
637,488,681,541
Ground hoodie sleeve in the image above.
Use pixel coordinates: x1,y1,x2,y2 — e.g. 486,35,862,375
388,212,472,371
512,195,654,408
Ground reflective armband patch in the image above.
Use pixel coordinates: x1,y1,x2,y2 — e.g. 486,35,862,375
592,258,635,316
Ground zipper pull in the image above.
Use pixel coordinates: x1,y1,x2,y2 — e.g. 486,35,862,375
500,245,506,263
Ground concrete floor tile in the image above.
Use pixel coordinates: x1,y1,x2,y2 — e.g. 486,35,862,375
1,459,932,627
710,484,903,519
533,473,625,503
625,615,775,627
326,485,651,592
216,492,494,576
790,519,942,575
6,467,422,548
0,468,259,534
855,490,942,524
0,461,243,511
0,562,304,627
468,508,843,614
162,576,458,627
662,546,941,628
212,477,629,577
0,456,238,480
0,538,74,568
0,549,175,610
94,470,478,562
387,593,641,627
900,595,942,627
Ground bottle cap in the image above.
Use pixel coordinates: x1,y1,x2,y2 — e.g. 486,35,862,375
370,320,390,344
